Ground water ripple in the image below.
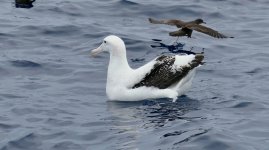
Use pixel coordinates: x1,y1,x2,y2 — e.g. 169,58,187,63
10,60,42,68
1,0,269,149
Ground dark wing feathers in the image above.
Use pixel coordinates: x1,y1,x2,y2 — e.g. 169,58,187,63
133,55,176,89
186,24,228,38
148,18,185,28
132,54,204,89
148,17,232,38
169,30,188,37
169,28,193,37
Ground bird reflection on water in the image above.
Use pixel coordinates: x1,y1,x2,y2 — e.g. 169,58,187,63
106,96,205,149
131,39,204,63
107,96,202,128
151,39,204,55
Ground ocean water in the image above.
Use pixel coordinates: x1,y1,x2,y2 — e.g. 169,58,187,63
1,0,269,149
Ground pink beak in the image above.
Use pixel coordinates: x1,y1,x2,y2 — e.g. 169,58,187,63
90,44,103,57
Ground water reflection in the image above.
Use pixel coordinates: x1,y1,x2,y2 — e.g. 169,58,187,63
106,96,201,149
143,97,201,128
131,39,204,63
15,0,35,8
151,39,204,55
107,96,201,127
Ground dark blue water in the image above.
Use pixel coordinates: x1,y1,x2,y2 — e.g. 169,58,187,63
1,0,269,149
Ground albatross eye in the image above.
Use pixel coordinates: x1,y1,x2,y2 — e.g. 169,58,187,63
104,40,107,43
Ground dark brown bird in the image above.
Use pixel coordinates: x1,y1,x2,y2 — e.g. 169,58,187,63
149,18,233,39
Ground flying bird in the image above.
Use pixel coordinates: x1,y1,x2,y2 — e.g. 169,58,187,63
91,35,204,102
149,18,233,39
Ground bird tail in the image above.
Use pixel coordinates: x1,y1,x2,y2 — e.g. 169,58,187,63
169,30,181,37
189,54,204,68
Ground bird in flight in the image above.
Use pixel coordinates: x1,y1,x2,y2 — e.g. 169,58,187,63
148,18,233,41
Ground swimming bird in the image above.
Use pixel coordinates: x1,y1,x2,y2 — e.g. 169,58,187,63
91,35,204,102
149,18,233,39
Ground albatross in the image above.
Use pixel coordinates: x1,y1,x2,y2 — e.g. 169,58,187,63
91,35,204,102
149,18,233,39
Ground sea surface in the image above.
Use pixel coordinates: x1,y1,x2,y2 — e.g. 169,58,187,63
1,0,269,150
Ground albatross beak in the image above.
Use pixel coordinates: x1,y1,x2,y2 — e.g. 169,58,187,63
90,44,103,57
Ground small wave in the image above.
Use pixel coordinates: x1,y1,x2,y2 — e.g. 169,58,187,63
46,5,85,17
0,93,27,99
173,129,209,145
164,6,202,16
119,0,139,6
45,118,74,127
163,131,188,137
41,25,82,36
52,141,82,150
11,107,43,116
0,123,20,130
3,133,41,150
231,102,253,108
207,11,226,19
244,68,263,75
0,33,15,38
10,60,42,68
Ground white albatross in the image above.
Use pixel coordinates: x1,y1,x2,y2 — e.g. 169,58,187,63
91,35,204,102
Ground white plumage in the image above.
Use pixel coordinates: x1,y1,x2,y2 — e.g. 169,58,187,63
91,35,203,102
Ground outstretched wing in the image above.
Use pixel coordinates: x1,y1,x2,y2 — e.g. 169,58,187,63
132,54,204,89
186,24,230,38
148,18,185,28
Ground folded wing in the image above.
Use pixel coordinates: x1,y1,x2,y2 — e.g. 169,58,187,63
132,54,204,89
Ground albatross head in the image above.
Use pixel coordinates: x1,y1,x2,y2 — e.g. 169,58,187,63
91,35,126,57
